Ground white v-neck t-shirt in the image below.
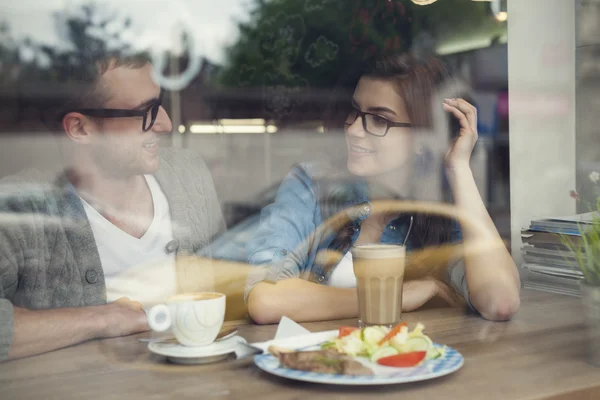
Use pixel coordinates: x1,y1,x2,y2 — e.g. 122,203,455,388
80,175,177,308
329,251,357,288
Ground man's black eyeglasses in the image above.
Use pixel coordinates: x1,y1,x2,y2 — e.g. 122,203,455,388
345,106,412,137
71,89,164,132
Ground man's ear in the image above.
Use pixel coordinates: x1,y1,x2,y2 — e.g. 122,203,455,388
62,112,94,144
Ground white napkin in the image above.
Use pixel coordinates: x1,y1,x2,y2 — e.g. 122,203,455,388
273,316,311,340
235,316,310,358
249,317,340,353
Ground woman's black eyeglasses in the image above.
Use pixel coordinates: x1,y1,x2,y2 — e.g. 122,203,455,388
344,106,412,137
70,89,164,132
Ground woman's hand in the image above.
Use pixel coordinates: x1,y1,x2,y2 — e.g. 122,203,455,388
442,98,479,170
402,278,461,312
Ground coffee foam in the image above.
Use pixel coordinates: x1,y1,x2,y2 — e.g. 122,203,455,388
351,244,405,259
167,292,224,303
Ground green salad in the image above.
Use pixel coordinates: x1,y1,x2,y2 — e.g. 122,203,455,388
322,323,446,364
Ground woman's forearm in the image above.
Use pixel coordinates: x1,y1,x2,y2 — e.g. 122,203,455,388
446,164,521,321
248,279,358,324
247,277,462,324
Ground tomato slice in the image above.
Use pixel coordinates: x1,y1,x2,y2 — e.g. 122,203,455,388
338,326,359,338
377,322,407,346
376,351,427,368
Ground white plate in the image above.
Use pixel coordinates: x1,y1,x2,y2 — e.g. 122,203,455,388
149,335,247,365
253,330,464,385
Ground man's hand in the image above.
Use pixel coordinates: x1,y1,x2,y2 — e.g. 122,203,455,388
7,298,150,361
101,297,149,338
402,279,461,312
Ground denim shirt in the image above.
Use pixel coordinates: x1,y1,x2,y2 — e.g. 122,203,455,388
246,163,474,309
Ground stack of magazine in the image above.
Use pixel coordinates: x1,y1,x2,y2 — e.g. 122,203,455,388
521,213,595,296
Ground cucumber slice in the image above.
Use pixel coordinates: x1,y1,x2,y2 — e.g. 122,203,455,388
340,336,366,356
370,346,399,362
427,345,447,360
406,336,430,352
428,348,442,359
321,341,337,350
362,327,386,345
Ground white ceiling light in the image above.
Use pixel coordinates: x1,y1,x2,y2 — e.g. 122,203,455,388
490,0,508,21
189,121,278,134
411,0,438,5
495,11,508,22
219,118,266,126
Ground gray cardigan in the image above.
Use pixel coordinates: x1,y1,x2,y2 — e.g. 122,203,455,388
0,148,225,361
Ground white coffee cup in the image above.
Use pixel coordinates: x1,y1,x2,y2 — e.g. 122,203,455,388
147,292,226,347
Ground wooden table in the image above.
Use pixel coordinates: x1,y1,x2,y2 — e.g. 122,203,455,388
2,289,600,400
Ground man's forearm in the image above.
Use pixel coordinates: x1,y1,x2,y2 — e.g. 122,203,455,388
248,279,358,324
8,305,106,360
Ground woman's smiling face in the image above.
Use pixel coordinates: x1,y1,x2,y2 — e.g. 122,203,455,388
345,76,413,178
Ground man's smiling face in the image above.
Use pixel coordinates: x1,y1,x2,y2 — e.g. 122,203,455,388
85,63,173,177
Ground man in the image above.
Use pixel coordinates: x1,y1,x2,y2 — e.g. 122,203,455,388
0,54,225,361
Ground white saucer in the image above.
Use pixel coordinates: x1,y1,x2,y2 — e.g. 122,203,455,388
148,335,247,365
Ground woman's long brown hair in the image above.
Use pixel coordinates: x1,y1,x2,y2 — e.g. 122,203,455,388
322,52,457,250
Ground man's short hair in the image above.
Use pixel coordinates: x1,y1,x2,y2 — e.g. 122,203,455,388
61,53,151,112
45,52,151,134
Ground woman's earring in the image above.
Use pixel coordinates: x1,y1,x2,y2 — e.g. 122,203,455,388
413,145,434,177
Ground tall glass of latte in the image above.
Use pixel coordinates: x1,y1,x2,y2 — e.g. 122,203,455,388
352,244,406,327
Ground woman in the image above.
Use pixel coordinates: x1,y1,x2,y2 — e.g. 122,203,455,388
246,53,520,324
